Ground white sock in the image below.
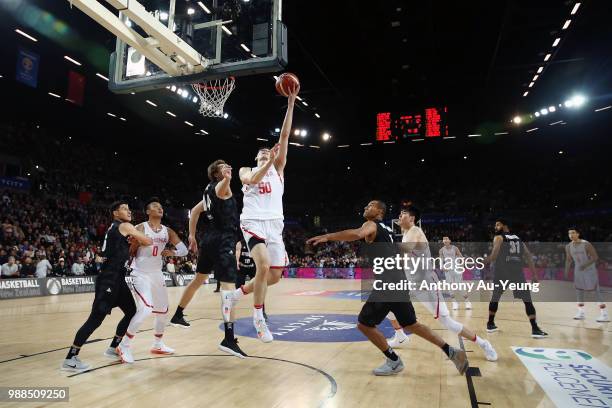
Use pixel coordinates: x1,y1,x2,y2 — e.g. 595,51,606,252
474,336,486,347
221,290,233,322
254,307,264,320
395,329,407,340
153,334,163,346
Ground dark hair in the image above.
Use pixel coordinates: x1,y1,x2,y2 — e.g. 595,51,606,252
495,218,509,227
373,200,387,217
207,159,226,181
568,227,580,234
144,197,161,213
109,200,128,216
401,205,421,223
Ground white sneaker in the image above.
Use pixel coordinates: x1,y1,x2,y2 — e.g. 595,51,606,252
387,333,410,348
574,309,586,320
103,347,120,360
151,342,175,355
253,318,273,343
61,356,90,372
465,301,472,310
596,310,610,323
452,301,459,310
480,340,498,362
116,343,134,364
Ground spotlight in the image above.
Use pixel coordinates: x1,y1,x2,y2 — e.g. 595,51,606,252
294,129,300,136
171,85,177,92
300,129,307,137
512,116,522,124
159,11,169,21
540,108,549,115
535,112,540,117
564,99,573,108
572,95,586,107
223,113,229,119
274,128,281,133
322,132,331,141
548,106,556,112
187,8,195,15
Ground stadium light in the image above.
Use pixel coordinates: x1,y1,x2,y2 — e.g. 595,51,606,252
300,129,307,137
552,38,560,47
523,91,529,97
15,29,38,42
294,129,300,136
537,66,543,74
535,112,540,117
223,113,229,119
571,3,581,15
197,2,211,14
64,56,82,66
322,132,331,141
159,11,169,21
563,19,571,30
187,8,195,15
544,54,551,61
512,116,522,124
540,108,549,115
274,128,281,133
171,85,177,92
548,106,556,112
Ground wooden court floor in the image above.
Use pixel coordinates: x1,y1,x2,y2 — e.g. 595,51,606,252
0,279,610,408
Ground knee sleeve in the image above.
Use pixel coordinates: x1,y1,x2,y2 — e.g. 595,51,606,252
439,315,463,334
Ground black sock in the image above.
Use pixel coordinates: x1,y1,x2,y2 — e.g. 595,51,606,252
175,306,184,317
487,314,495,324
529,317,538,330
66,346,80,359
441,343,451,357
110,335,122,348
383,347,399,361
224,322,234,341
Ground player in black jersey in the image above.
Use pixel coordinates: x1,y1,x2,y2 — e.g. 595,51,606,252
61,201,153,371
484,219,548,338
307,201,468,376
170,159,246,358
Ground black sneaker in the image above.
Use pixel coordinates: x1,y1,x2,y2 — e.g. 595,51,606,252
218,338,248,359
531,327,548,338
486,322,498,333
170,315,191,328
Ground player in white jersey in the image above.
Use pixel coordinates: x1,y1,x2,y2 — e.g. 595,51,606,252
232,83,299,342
565,228,608,322
440,237,471,310
113,198,188,363
387,207,497,362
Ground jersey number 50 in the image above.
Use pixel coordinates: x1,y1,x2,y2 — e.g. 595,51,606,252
258,182,272,194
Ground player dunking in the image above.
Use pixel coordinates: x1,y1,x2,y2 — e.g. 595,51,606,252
61,201,153,371
111,198,189,363
232,84,299,342
440,237,471,310
565,228,609,322
307,201,468,376
485,219,548,338
386,208,497,362
170,160,246,357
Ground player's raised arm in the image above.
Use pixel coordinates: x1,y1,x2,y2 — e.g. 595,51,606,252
215,164,233,199
484,235,503,264
239,144,280,185
162,228,188,258
119,222,153,246
306,221,377,246
188,201,205,252
275,86,299,174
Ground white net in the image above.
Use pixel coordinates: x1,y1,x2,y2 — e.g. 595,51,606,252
191,77,236,118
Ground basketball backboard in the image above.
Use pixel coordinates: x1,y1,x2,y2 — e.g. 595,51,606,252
108,0,287,93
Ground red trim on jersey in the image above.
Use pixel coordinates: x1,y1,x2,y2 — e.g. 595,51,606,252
152,306,169,314
241,227,266,241
133,287,153,308
270,266,286,270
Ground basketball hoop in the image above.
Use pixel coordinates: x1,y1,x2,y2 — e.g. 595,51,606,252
191,77,236,118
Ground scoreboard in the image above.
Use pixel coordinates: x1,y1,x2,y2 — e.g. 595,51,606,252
376,107,448,141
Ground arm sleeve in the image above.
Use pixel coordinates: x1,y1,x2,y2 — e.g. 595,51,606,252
174,242,188,257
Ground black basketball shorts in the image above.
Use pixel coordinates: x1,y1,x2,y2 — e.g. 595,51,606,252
358,300,417,328
197,232,238,283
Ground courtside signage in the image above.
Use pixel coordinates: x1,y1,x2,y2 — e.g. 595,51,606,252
512,347,612,407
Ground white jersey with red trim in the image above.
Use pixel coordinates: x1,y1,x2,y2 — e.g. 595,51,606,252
131,222,168,272
241,165,284,220
568,239,597,274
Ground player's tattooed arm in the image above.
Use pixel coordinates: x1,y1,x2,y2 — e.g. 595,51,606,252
188,201,205,252
521,242,538,283
275,84,299,175
239,144,280,185
581,242,599,271
306,221,377,245
162,228,188,258
483,235,503,264
119,222,153,246
215,163,233,199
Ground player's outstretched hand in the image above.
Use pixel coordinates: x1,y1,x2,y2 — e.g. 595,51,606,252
188,235,198,253
269,143,281,162
161,249,174,257
287,83,300,104
306,235,328,246
221,164,232,180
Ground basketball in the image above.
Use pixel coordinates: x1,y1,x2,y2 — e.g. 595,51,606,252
275,72,300,97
